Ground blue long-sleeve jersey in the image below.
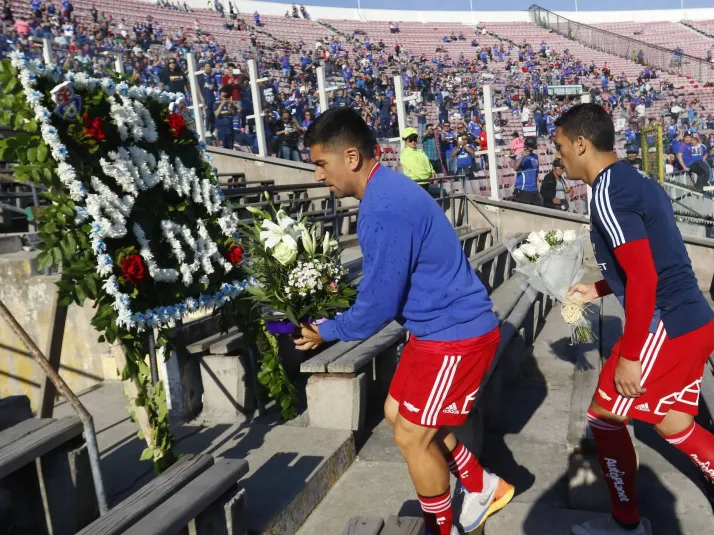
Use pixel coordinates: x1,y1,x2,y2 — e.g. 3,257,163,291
319,166,498,343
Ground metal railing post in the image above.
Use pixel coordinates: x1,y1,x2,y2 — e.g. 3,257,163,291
316,66,329,114
186,53,206,142
483,85,500,201
114,53,124,75
247,59,267,157
330,191,339,237
450,177,456,224
394,75,407,149
42,37,52,65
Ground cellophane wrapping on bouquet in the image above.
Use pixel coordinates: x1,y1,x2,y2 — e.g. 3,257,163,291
506,230,596,344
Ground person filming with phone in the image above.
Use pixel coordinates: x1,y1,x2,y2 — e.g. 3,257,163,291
540,158,572,211
512,136,542,206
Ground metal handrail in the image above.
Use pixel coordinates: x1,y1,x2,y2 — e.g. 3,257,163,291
0,299,108,515
224,174,473,236
528,4,714,83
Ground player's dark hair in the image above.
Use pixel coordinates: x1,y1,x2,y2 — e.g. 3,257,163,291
304,108,376,159
554,103,615,153
219,85,232,95
524,136,537,150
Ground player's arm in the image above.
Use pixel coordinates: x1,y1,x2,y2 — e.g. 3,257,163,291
595,181,658,397
593,181,656,358
296,212,412,347
594,278,612,298
614,238,658,360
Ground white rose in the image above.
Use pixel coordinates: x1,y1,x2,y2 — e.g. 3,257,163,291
527,231,542,244
555,229,564,242
272,241,298,266
511,248,526,264
528,231,550,253
520,243,538,260
538,230,547,239
563,229,577,243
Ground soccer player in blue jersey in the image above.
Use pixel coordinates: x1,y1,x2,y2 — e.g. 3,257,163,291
554,104,714,535
294,108,514,535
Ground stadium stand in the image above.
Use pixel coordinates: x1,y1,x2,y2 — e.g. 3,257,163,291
1,0,713,216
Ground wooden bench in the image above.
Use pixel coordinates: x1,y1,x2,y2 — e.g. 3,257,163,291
302,322,407,431
343,516,428,535
77,454,217,535
121,458,249,535
0,415,95,535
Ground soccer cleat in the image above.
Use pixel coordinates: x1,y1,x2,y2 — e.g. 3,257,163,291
571,516,652,535
457,470,515,532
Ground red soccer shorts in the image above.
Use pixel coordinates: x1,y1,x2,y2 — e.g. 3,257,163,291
389,327,500,428
595,319,714,424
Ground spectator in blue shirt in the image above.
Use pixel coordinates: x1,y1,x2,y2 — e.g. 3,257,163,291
678,133,711,190
450,135,475,178
197,63,217,136
512,137,542,205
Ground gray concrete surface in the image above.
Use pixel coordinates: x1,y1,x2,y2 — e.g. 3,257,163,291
200,353,254,422
298,304,714,535
306,373,367,431
53,381,354,533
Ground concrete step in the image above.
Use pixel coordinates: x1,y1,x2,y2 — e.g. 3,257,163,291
483,503,607,534
54,382,356,535
296,459,424,535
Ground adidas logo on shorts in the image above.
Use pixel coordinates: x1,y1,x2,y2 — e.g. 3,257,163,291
635,402,650,412
443,403,460,414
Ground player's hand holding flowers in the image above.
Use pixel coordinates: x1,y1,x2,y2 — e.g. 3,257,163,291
241,201,357,337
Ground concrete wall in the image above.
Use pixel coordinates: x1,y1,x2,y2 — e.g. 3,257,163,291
208,146,359,208
0,252,113,411
466,195,714,294
210,147,316,188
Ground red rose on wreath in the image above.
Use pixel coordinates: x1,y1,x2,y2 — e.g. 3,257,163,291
226,246,244,264
121,254,147,284
83,114,106,141
167,113,186,137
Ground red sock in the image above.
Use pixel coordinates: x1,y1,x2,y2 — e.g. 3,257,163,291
418,489,453,535
664,421,714,482
444,442,485,492
587,409,640,527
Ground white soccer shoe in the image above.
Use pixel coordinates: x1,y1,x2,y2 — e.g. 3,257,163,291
457,470,515,532
571,516,652,535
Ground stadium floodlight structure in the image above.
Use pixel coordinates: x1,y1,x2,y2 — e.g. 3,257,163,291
316,66,342,114
392,77,504,202
247,59,269,158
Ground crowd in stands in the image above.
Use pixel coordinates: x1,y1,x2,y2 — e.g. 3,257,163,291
1,0,714,208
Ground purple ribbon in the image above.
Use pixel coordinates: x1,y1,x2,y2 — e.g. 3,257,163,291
265,319,297,335
264,313,339,335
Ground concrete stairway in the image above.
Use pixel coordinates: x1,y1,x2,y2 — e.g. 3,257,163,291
298,290,591,534
299,292,714,534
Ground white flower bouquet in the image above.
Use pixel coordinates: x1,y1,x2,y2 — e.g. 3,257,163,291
240,203,357,334
508,229,596,344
